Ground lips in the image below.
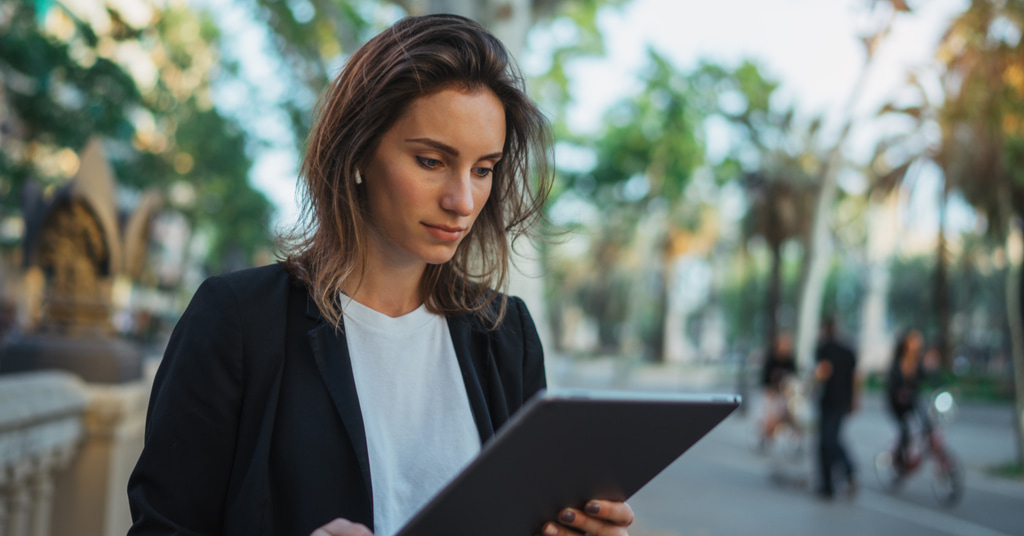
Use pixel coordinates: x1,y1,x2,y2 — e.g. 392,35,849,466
422,222,465,242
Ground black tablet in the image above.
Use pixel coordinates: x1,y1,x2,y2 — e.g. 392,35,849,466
394,389,740,536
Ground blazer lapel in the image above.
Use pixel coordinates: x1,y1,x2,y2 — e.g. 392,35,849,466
447,314,496,444
305,297,373,510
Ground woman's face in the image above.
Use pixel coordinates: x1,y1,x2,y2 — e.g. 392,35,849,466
362,87,506,268
905,331,923,361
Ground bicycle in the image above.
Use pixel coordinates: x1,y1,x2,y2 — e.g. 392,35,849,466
874,388,964,507
758,373,810,459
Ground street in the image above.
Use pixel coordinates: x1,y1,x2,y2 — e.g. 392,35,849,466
550,358,1024,536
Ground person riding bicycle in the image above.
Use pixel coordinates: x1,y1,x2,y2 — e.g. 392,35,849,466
759,331,798,451
885,330,936,471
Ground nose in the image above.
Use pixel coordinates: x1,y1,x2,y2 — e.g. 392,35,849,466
441,171,475,217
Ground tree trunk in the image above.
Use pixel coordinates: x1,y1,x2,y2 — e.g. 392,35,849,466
793,6,898,370
766,238,782,350
654,236,670,361
935,176,952,372
794,143,840,370
857,191,899,371
1005,216,1024,465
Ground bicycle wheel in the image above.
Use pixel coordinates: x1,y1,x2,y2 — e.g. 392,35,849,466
874,450,903,493
773,422,805,461
931,449,965,507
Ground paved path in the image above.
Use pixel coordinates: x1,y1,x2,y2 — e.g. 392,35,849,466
549,357,1024,536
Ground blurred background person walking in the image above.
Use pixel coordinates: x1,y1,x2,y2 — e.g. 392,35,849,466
813,317,860,500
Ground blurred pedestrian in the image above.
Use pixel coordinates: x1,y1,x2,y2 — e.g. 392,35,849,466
813,316,860,499
885,329,935,470
759,331,797,451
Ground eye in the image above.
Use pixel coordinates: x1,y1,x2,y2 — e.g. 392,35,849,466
416,156,442,169
472,167,494,178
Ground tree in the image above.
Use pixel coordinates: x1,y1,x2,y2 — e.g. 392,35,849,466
928,0,1024,465
877,0,1024,464
692,60,820,351
552,48,708,360
243,0,626,150
791,0,915,370
0,0,274,274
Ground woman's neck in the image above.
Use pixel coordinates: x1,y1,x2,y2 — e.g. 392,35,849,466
343,253,426,318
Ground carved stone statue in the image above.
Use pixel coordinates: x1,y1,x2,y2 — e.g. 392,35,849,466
0,139,143,382
35,197,112,335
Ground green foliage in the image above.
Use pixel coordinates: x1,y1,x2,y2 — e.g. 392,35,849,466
527,0,631,129
934,0,1024,229
989,461,1024,479
885,235,1009,354
692,59,822,345
0,1,274,271
716,254,768,350
563,49,705,208
248,0,379,143
0,2,140,205
243,0,635,158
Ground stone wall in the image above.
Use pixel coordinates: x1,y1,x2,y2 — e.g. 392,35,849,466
0,371,151,536
0,372,87,536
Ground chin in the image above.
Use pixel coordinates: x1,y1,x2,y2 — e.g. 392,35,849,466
420,244,462,266
428,244,468,266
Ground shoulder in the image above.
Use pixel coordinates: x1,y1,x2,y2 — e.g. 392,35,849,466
193,263,293,303
182,263,299,330
202,263,292,292
836,340,857,361
449,292,539,345
482,293,534,333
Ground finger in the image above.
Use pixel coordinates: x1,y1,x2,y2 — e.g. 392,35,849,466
581,500,635,526
310,518,374,536
553,508,629,536
538,521,584,536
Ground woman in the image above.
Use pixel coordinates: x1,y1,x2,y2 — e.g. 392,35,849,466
127,14,634,536
885,329,930,469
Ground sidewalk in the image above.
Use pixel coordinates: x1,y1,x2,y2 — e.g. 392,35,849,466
548,355,1024,536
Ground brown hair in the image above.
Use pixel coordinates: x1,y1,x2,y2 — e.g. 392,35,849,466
281,14,553,328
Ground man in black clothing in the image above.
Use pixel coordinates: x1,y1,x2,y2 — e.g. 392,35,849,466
814,317,860,499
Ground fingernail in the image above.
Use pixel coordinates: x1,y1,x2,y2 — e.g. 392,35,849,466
560,509,576,523
543,522,558,536
585,501,601,514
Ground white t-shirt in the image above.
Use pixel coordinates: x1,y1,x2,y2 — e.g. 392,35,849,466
342,296,481,536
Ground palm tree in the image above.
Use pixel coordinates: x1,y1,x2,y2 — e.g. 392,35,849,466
929,0,1024,465
880,0,1024,464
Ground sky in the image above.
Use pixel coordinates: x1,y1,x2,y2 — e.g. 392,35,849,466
210,0,975,236
559,0,966,136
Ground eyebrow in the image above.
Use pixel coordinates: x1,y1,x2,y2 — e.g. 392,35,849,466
406,138,502,161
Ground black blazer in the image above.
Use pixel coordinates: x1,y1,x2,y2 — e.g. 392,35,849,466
127,264,546,536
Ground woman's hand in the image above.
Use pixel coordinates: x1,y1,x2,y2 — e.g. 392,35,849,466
310,518,373,536
539,499,633,536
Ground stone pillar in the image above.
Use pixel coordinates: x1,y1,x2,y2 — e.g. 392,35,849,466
0,372,88,536
50,379,150,536
29,452,59,536
0,488,7,536
6,463,32,536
